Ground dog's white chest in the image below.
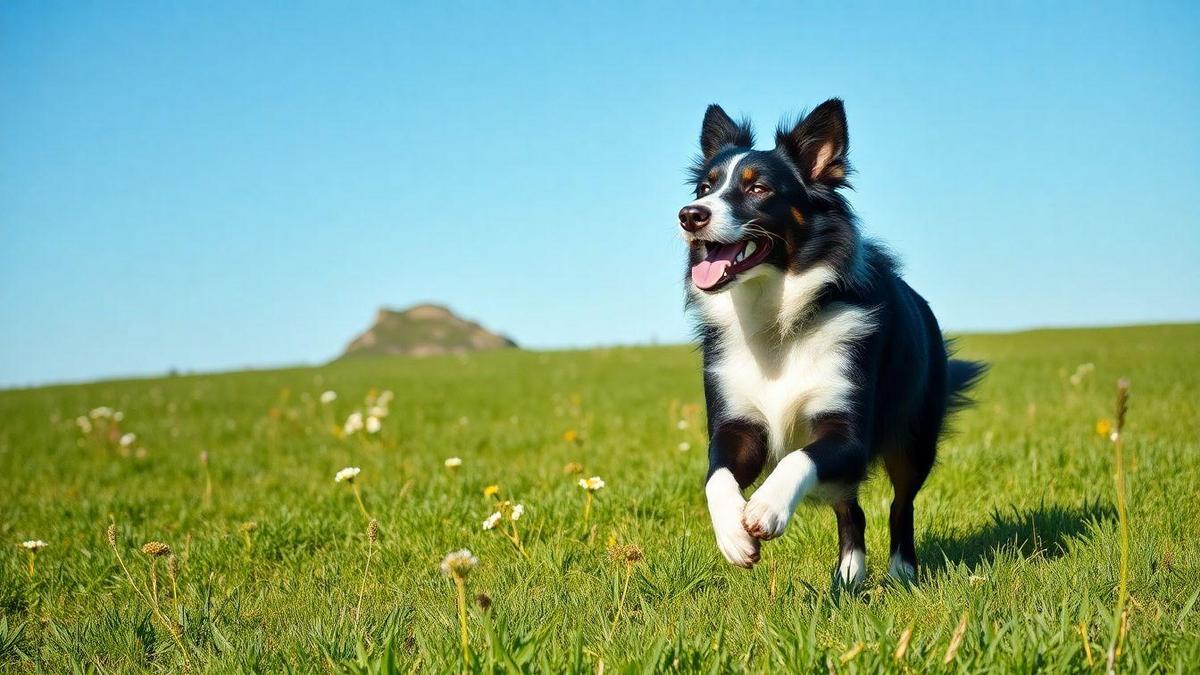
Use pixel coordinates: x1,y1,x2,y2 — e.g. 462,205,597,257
708,305,873,460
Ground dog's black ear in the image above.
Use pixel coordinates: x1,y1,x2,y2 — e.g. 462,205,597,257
777,98,849,186
700,105,754,159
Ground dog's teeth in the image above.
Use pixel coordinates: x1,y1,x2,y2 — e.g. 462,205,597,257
745,241,757,257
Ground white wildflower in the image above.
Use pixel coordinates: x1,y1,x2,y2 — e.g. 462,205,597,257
76,416,92,433
444,457,463,468
368,405,388,418
113,411,125,422
510,503,524,521
482,512,501,530
676,420,688,430
335,466,361,483
119,433,137,447
365,416,382,434
21,540,48,552
578,476,606,492
343,412,364,435
89,406,113,419
678,441,691,451
440,549,478,577
320,390,338,404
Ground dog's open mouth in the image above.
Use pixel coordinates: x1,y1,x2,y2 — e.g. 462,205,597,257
691,237,773,291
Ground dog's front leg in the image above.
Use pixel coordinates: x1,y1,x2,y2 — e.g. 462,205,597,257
705,420,767,568
743,419,866,541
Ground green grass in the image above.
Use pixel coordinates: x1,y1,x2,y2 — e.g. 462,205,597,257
1,324,1198,673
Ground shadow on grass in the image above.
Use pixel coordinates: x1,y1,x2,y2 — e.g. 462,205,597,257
919,500,1114,575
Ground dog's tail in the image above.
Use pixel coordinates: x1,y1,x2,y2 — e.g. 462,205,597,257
945,339,988,414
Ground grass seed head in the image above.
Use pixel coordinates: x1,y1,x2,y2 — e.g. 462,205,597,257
167,554,178,579
141,541,171,557
367,518,379,544
106,524,118,547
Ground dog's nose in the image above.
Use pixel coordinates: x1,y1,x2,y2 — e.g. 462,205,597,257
679,205,711,232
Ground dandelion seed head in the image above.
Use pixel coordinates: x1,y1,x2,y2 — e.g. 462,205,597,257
439,549,478,578
335,466,361,483
140,541,171,557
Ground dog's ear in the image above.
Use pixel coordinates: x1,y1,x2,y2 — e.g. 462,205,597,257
700,105,754,160
777,98,849,186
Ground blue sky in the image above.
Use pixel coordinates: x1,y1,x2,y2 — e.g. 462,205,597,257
2,1,1198,387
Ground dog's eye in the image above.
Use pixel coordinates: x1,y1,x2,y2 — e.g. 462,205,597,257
698,183,712,196
747,183,771,196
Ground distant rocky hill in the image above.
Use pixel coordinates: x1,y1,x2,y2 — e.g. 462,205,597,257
339,304,517,359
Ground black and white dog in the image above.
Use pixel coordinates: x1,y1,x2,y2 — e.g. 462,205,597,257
681,99,983,584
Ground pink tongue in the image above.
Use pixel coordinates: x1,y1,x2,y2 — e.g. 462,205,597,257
691,243,742,290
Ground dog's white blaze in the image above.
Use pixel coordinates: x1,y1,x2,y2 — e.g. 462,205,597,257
697,267,874,461
888,553,915,581
838,548,867,585
682,152,748,244
705,468,759,567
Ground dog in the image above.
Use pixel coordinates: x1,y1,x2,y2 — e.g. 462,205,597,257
680,99,984,584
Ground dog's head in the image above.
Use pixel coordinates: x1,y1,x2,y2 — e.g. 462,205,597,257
680,99,851,293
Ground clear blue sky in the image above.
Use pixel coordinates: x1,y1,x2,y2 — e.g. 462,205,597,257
2,2,1198,387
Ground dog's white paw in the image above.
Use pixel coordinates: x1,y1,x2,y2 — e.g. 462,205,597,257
742,485,794,540
713,501,761,568
888,553,916,582
706,469,760,568
836,549,867,587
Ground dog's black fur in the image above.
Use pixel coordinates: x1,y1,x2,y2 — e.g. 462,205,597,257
682,99,985,578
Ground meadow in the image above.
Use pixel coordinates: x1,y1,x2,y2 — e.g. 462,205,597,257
1,323,1198,673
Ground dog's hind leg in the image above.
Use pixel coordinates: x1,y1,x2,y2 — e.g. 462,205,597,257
883,437,935,582
832,495,867,586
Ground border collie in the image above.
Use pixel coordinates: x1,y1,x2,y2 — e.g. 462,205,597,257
680,99,984,584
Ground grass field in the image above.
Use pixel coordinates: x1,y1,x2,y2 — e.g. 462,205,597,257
1,324,1198,673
